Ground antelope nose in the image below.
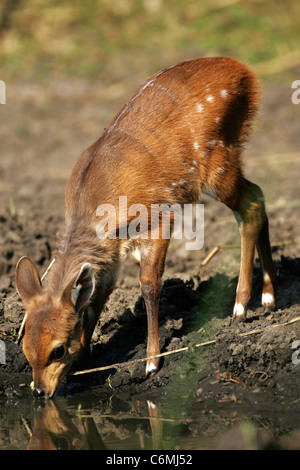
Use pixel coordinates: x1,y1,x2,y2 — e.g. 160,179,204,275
33,388,45,398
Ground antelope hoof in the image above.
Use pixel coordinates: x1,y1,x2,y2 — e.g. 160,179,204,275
232,315,246,325
232,302,247,323
262,293,275,312
146,361,159,377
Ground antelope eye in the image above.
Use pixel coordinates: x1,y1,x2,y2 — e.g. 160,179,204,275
49,345,65,363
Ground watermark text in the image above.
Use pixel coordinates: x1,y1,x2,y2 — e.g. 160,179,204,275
96,196,204,250
291,80,300,104
0,340,6,365
0,80,6,104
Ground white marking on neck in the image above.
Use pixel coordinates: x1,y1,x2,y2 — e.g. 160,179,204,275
132,249,141,262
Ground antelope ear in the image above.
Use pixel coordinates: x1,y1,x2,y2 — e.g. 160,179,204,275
71,263,95,315
15,256,42,305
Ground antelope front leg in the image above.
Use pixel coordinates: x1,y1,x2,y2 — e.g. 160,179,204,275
139,240,169,375
233,222,256,322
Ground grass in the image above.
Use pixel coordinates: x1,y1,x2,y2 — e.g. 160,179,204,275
1,0,299,81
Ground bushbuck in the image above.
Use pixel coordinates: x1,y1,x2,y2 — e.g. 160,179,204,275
16,57,277,398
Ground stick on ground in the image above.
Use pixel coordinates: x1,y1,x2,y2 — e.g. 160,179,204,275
71,316,300,377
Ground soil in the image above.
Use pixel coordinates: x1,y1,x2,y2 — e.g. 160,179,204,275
0,76,299,449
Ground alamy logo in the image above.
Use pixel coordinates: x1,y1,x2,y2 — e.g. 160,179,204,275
96,196,204,250
0,80,6,104
0,340,5,365
291,340,300,364
291,80,300,104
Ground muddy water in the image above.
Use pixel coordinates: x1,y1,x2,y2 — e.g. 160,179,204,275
2,314,300,453
2,381,300,450
0,393,196,451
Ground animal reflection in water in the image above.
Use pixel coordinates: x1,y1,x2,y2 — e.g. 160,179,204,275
26,400,162,450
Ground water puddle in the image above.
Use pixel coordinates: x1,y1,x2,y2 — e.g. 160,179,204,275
1,386,300,450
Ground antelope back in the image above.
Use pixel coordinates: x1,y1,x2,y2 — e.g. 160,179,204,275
66,57,259,222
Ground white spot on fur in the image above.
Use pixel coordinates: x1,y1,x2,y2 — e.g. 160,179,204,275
146,362,157,375
192,159,198,167
221,89,228,98
171,182,177,186
217,167,226,175
262,293,275,308
215,116,221,123
197,103,204,112
233,302,245,317
132,249,141,263
263,272,271,283
206,95,214,102
206,140,216,146
147,400,157,410
194,141,199,150
189,167,196,173
219,140,224,147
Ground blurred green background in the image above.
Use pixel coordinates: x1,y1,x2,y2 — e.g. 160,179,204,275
1,0,299,82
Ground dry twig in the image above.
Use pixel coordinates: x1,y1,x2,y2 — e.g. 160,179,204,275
201,239,293,266
72,316,300,377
